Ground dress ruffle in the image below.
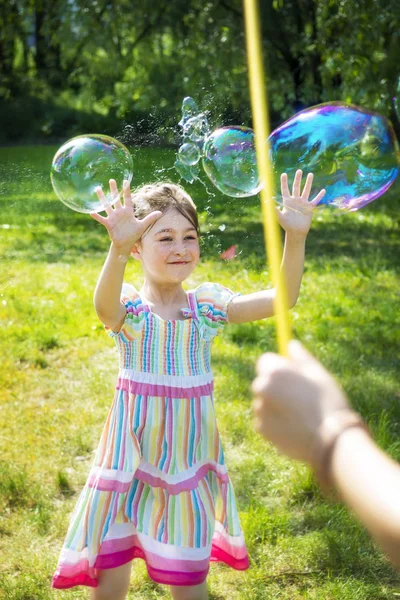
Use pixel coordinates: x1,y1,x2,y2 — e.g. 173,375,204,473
116,370,214,399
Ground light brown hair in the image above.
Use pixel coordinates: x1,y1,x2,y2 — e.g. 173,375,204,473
132,182,200,235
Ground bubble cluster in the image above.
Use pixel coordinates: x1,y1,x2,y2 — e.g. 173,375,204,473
178,142,201,166
175,97,261,196
51,134,133,213
175,97,399,210
269,103,399,211
178,97,199,127
174,98,208,184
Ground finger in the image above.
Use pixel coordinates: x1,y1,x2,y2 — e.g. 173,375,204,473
123,180,134,209
309,188,326,206
252,402,269,435
280,172,290,198
288,340,328,374
252,397,264,414
90,212,108,225
109,179,122,208
252,398,280,436
292,169,303,197
139,210,163,230
95,186,113,215
300,172,314,200
255,351,288,378
252,376,272,398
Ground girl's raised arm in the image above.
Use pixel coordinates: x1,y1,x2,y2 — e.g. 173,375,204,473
91,179,161,330
228,170,325,324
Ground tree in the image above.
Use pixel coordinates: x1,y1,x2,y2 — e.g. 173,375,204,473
0,0,399,141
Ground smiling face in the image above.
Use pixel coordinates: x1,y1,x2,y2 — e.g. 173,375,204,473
131,208,200,285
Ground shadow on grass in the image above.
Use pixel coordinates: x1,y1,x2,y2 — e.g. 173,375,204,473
245,500,400,586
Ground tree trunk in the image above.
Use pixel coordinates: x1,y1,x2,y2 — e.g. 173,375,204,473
34,0,47,74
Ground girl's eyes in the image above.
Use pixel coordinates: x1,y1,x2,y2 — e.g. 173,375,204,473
158,236,197,242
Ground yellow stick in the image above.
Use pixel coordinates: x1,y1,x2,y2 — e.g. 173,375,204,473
243,0,291,355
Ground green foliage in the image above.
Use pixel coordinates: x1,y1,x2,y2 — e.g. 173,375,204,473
1,1,399,142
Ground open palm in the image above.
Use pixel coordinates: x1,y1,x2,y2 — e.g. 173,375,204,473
276,170,326,237
90,179,162,256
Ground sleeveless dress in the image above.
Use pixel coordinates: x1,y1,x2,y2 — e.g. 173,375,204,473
51,282,249,589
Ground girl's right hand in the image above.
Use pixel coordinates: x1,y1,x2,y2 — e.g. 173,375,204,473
90,179,162,257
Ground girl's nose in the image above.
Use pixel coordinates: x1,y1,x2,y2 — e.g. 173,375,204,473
174,242,186,255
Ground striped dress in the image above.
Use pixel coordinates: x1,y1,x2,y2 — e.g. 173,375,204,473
51,282,249,589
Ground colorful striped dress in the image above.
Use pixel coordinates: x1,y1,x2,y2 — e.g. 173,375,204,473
52,282,249,589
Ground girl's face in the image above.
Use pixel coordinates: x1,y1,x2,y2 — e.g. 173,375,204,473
132,208,200,284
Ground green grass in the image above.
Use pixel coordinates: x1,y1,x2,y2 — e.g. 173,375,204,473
0,145,400,599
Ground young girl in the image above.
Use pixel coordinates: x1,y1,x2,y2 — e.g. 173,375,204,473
52,170,325,600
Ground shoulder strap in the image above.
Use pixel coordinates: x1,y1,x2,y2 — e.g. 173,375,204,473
187,291,199,320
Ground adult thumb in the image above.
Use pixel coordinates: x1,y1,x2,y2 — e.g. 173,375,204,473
288,340,324,371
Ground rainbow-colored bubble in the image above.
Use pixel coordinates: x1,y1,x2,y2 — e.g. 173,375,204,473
202,127,261,197
175,98,399,211
269,103,399,211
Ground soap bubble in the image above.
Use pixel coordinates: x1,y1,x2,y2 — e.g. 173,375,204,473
175,97,262,194
202,127,261,197
269,103,399,211
51,134,133,213
174,158,199,183
179,97,200,127
175,97,399,210
394,76,400,121
178,142,201,166
183,113,210,143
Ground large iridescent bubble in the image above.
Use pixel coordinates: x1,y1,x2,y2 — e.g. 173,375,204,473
175,98,399,211
269,103,399,211
51,134,133,213
394,76,400,122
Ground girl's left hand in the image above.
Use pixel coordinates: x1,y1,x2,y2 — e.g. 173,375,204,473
276,170,326,237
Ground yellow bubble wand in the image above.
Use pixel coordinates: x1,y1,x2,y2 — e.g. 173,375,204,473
243,0,291,356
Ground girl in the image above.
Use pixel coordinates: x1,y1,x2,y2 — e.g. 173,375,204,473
52,170,325,600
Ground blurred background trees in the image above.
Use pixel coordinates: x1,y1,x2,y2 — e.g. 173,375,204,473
0,0,399,143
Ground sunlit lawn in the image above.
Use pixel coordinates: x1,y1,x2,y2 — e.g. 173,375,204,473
0,145,400,599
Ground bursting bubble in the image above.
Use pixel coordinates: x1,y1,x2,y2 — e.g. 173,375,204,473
269,103,399,211
51,134,133,213
179,97,200,127
202,127,262,197
178,142,201,166
174,158,199,183
183,113,210,143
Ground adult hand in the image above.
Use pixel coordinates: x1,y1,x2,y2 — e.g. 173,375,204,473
252,340,349,468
